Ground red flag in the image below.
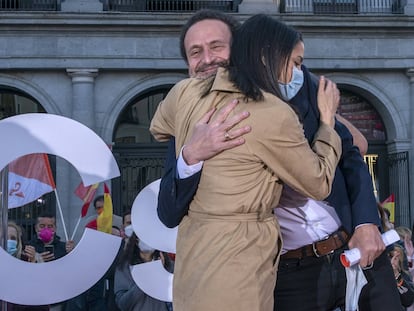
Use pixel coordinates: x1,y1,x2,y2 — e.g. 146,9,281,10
8,153,55,209
97,183,113,233
74,182,99,217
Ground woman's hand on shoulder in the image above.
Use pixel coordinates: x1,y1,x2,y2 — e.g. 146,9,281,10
317,76,340,128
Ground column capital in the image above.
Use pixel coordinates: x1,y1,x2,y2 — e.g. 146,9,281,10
405,0,414,15
67,69,99,83
406,68,414,82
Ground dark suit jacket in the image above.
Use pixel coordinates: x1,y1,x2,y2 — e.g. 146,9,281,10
157,65,380,233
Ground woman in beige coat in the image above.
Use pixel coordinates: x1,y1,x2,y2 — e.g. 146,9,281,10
150,14,341,311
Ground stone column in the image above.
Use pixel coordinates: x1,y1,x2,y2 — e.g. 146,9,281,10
67,69,98,129
63,69,99,240
406,68,414,224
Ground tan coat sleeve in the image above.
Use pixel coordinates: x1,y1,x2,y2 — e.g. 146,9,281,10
248,100,342,200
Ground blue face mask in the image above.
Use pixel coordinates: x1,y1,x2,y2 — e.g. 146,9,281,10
279,66,304,101
7,239,17,256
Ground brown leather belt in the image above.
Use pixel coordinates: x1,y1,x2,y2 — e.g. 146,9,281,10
281,228,349,260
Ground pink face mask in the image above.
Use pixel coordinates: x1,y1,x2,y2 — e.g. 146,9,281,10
38,228,54,243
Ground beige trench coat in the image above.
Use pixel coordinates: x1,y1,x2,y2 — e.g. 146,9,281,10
150,68,341,311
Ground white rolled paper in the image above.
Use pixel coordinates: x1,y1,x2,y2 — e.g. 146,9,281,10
340,229,400,267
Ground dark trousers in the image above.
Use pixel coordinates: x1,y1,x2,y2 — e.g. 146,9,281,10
274,249,403,311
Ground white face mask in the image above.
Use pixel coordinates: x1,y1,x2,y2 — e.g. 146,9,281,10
279,66,304,101
124,225,134,238
138,239,155,253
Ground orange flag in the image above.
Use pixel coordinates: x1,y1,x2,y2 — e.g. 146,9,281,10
97,183,113,233
8,153,55,209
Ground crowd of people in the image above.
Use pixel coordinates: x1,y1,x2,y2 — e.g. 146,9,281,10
3,208,170,311
2,8,414,311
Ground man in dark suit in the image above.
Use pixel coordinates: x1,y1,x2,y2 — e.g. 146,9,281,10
156,9,402,311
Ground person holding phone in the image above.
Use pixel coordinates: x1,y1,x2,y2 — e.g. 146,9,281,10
44,244,54,256
26,212,74,262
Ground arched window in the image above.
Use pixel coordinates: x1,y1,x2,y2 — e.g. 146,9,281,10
0,86,52,242
114,87,171,144
337,89,386,142
0,86,45,119
112,86,172,216
337,88,398,212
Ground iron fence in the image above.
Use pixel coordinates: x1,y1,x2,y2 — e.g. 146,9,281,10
282,0,404,13
0,0,404,13
103,0,239,11
388,151,410,227
0,0,60,10
112,143,167,217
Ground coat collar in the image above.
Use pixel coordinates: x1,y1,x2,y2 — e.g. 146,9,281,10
210,67,243,95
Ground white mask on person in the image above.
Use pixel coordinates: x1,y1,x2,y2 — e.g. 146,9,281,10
124,225,133,238
138,239,155,253
279,66,304,101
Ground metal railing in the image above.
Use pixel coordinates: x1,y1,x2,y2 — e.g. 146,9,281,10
282,0,405,13
103,0,239,11
0,0,61,10
388,152,410,227
0,0,404,13
112,144,167,216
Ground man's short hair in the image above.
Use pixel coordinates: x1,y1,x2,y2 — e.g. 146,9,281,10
36,212,56,227
179,9,240,63
36,212,55,222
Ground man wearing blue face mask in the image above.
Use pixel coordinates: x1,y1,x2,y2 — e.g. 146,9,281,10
156,10,401,311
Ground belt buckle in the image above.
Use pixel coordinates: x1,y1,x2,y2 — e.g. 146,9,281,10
312,234,335,258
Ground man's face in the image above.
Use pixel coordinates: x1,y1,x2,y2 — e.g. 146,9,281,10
184,19,232,79
36,217,56,233
123,214,131,228
95,200,104,215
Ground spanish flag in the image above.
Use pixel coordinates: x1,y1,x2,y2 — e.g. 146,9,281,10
97,183,113,234
382,194,395,223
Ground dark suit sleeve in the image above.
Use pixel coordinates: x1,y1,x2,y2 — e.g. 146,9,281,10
157,137,201,228
334,120,381,229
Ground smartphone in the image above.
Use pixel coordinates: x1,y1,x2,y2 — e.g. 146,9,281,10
44,245,54,254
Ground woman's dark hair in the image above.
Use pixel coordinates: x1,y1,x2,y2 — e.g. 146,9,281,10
118,233,140,267
179,9,240,63
118,233,160,267
228,14,303,101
